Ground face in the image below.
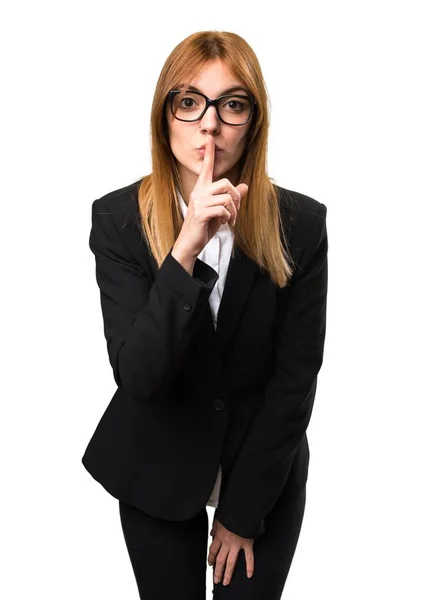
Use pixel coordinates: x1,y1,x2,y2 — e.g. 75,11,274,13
166,58,253,201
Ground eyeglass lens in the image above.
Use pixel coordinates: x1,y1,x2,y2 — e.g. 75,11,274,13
172,92,252,125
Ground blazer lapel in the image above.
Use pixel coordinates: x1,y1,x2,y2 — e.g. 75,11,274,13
198,244,260,357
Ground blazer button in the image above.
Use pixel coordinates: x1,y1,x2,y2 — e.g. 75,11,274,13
212,398,225,411
183,301,192,311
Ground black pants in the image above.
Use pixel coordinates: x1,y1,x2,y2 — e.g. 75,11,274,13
118,485,306,599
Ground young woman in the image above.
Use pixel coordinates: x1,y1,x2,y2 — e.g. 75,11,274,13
82,30,328,599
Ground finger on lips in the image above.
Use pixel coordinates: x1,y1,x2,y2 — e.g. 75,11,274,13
199,135,215,185
197,136,239,226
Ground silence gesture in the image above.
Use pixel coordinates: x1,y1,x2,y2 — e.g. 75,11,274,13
174,135,249,260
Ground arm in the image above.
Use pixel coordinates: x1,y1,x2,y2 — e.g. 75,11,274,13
89,198,219,399
214,202,328,539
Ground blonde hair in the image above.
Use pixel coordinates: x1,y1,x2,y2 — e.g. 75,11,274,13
137,30,295,288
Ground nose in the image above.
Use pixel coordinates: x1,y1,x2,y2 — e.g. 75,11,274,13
199,105,220,134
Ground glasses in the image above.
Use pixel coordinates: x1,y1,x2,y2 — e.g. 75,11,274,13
167,89,256,126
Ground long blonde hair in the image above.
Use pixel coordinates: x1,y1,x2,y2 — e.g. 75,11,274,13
137,30,295,288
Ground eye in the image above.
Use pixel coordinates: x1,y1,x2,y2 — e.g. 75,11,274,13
222,98,247,112
179,96,198,109
229,100,243,111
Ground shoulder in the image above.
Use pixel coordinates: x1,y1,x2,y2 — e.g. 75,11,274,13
92,178,143,224
275,183,326,222
89,178,149,269
273,183,327,252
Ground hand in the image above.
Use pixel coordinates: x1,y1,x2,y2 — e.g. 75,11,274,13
174,135,249,259
208,517,255,586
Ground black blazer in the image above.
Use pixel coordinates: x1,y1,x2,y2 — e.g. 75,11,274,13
81,178,328,540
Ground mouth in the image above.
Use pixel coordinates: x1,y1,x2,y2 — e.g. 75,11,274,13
196,145,223,151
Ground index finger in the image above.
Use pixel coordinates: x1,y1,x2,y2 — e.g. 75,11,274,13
244,544,254,578
197,135,215,186
221,548,240,586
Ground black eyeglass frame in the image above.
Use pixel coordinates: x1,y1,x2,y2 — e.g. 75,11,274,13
167,89,256,126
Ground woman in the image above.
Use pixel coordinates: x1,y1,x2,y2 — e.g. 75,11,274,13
82,30,328,599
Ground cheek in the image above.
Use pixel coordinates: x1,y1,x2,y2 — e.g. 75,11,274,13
168,123,189,152
232,128,249,148
230,135,248,159
167,130,183,159
166,114,180,142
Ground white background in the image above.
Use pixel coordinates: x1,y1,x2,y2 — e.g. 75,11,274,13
2,1,420,598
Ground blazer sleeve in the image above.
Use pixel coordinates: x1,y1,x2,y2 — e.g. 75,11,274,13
214,202,328,539
89,198,219,399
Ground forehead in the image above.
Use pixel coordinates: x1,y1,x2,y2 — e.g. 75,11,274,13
183,59,248,96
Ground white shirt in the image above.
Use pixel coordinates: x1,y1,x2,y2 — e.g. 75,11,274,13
177,188,234,507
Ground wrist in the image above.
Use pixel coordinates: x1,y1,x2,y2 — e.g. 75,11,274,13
171,243,197,275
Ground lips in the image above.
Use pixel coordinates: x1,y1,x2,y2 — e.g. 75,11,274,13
196,145,223,151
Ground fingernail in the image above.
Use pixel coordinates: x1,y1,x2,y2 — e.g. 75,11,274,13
214,576,220,584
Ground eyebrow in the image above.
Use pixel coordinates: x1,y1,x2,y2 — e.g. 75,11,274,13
180,84,250,96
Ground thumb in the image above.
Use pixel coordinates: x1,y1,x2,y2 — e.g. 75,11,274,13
236,183,249,199
210,520,217,536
